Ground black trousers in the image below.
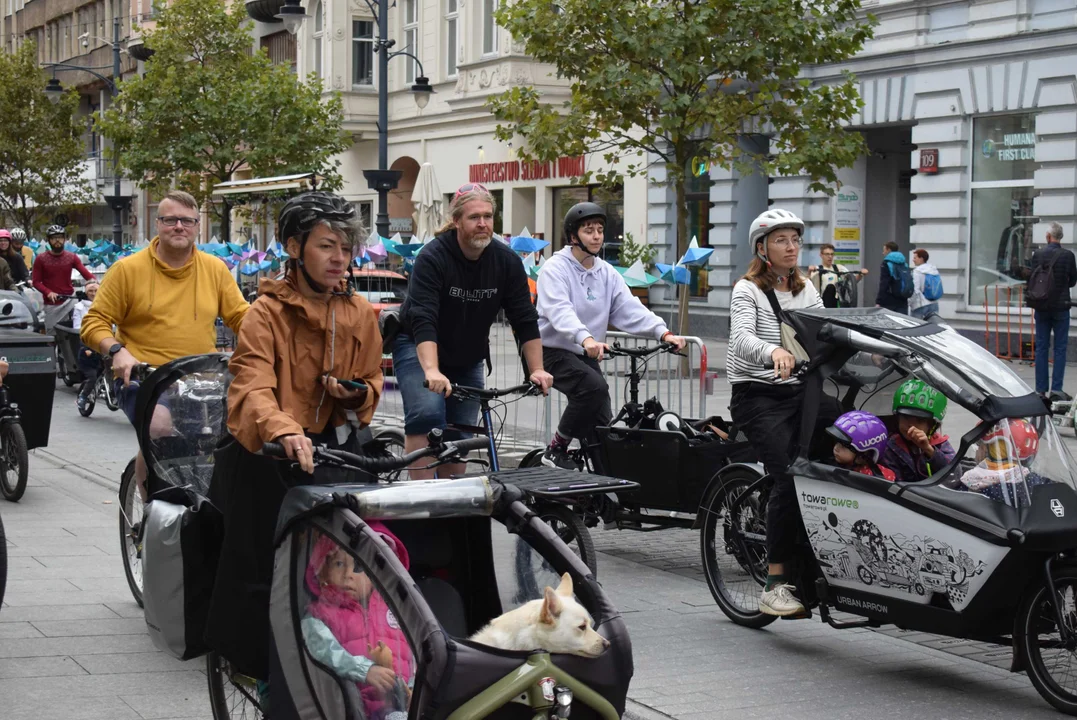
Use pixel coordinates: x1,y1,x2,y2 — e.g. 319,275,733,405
544,347,613,441
730,382,841,566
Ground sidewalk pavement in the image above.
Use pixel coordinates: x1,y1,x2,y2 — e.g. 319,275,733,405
1,385,1067,719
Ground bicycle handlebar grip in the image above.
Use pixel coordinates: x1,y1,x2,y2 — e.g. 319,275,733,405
261,442,287,458
449,437,491,453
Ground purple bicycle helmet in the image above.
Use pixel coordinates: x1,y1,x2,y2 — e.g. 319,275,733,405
826,411,889,462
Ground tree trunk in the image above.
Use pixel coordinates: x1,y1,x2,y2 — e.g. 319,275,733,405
674,165,689,339
220,199,232,244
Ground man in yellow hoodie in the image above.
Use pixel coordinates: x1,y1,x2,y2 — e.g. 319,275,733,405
80,189,249,495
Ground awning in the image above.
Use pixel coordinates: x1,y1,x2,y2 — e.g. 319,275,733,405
211,173,323,198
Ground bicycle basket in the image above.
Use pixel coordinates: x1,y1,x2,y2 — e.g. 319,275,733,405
270,479,633,719
135,353,232,496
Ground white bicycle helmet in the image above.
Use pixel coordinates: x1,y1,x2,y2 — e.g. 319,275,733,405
749,209,804,259
9,227,25,242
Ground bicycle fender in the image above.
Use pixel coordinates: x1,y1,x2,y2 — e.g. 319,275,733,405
692,461,766,530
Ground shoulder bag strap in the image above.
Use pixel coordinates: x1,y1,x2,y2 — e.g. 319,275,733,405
763,288,785,322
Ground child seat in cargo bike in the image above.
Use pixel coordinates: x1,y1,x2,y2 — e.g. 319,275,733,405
269,476,634,720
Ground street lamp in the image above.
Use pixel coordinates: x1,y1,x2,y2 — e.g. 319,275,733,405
42,16,130,248
263,0,435,239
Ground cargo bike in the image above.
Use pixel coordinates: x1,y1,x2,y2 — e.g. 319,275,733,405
700,307,1077,715
131,354,637,720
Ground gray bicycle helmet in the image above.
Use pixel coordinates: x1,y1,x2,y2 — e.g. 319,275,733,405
563,202,606,256
9,227,25,242
45,224,66,238
277,191,360,293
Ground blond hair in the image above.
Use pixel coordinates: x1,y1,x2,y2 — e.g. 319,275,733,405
162,190,198,211
438,185,498,234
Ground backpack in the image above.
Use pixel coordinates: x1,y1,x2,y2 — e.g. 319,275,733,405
1026,252,1061,309
888,261,915,300
922,273,943,301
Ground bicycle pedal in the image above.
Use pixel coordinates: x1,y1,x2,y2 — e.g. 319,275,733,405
781,608,813,621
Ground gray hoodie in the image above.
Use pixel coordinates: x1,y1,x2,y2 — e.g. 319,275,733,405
537,248,669,354
910,261,940,310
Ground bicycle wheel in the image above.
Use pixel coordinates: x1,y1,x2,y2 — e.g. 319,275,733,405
536,503,598,577
118,460,144,607
1017,562,1077,715
0,511,7,608
518,448,544,468
0,422,29,502
374,428,407,481
77,389,96,417
103,377,120,412
699,468,777,629
206,651,264,720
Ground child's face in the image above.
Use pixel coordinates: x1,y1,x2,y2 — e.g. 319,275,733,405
899,415,933,439
833,443,857,466
320,548,373,601
85,286,97,301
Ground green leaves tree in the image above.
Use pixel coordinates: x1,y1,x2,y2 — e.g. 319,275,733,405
96,0,350,241
489,0,875,333
0,43,96,235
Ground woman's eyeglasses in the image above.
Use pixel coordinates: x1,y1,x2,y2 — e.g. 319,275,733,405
769,236,802,248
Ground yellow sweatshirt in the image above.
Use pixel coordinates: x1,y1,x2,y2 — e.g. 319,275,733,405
80,237,250,366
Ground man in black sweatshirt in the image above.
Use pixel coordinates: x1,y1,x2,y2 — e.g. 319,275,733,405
393,183,553,478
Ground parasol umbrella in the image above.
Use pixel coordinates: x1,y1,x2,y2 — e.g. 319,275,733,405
413,163,444,241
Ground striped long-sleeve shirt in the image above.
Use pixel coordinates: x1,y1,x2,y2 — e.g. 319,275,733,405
726,278,822,385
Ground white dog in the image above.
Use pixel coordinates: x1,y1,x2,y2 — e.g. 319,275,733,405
469,573,610,658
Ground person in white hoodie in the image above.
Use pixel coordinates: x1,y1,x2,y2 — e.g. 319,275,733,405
536,202,686,469
909,248,941,319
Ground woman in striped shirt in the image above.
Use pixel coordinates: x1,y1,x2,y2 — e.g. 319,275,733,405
727,209,823,618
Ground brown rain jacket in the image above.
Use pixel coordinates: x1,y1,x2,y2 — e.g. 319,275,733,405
227,274,384,452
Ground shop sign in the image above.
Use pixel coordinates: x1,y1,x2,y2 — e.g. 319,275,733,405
831,186,863,265
389,217,413,233
919,149,939,174
468,155,586,185
982,133,1036,162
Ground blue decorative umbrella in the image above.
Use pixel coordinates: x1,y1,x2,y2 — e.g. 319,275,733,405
656,263,691,285
678,237,713,266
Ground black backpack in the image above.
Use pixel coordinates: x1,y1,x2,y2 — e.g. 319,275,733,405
1026,252,1061,309
888,261,915,300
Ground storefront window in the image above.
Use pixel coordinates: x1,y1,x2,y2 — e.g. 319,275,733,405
685,163,712,298
550,185,623,263
969,113,1038,304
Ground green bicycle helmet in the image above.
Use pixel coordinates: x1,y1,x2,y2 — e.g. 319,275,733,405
893,378,947,426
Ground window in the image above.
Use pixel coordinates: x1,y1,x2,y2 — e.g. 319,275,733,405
969,113,1039,304
445,0,458,77
352,201,373,237
261,30,297,70
483,0,499,55
403,0,418,83
312,0,324,79
685,161,713,298
352,19,374,86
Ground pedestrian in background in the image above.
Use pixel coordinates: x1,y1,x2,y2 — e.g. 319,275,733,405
909,249,941,319
875,241,911,314
1026,222,1077,402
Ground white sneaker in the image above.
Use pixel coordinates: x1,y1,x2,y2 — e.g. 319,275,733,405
759,583,806,617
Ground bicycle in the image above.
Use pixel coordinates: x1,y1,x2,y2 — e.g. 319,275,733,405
117,363,159,607
0,380,30,502
435,380,600,578
77,355,120,418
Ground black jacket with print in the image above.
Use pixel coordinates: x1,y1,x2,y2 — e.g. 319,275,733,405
400,229,539,369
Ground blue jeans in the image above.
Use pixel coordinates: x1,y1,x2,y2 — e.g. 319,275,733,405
391,334,483,438
910,303,939,320
1035,309,1071,394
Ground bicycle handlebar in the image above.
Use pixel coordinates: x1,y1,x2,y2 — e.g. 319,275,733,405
261,435,491,474
424,380,542,400
762,359,810,374
605,341,680,359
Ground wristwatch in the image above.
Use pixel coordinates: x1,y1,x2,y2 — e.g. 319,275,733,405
108,343,124,357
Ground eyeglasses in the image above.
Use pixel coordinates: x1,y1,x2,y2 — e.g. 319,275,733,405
158,216,199,228
769,236,802,248
453,183,489,200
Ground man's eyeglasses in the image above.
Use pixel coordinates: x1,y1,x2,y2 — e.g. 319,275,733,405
158,216,200,228
453,183,489,200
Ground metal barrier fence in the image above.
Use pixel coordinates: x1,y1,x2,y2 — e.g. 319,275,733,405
983,284,1034,361
373,320,709,454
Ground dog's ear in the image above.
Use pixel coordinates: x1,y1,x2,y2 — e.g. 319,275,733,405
540,586,563,624
555,572,574,597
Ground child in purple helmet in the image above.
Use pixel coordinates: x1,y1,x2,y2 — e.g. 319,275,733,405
826,411,897,481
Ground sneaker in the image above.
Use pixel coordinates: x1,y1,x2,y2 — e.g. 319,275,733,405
76,394,92,413
759,583,806,617
541,445,577,470
1051,390,1073,403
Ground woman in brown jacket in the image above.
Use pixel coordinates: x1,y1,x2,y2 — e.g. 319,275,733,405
206,191,384,684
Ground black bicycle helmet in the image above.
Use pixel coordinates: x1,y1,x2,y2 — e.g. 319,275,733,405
45,224,66,238
277,191,359,293
562,202,606,251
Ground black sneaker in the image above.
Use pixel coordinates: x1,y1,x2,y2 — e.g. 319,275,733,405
541,446,577,470
1050,390,1073,403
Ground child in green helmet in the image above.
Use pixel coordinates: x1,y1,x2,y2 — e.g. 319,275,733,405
881,378,957,482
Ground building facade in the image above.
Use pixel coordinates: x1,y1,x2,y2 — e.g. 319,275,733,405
243,0,648,255
647,0,1077,347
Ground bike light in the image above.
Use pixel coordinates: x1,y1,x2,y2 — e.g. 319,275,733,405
553,686,572,718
